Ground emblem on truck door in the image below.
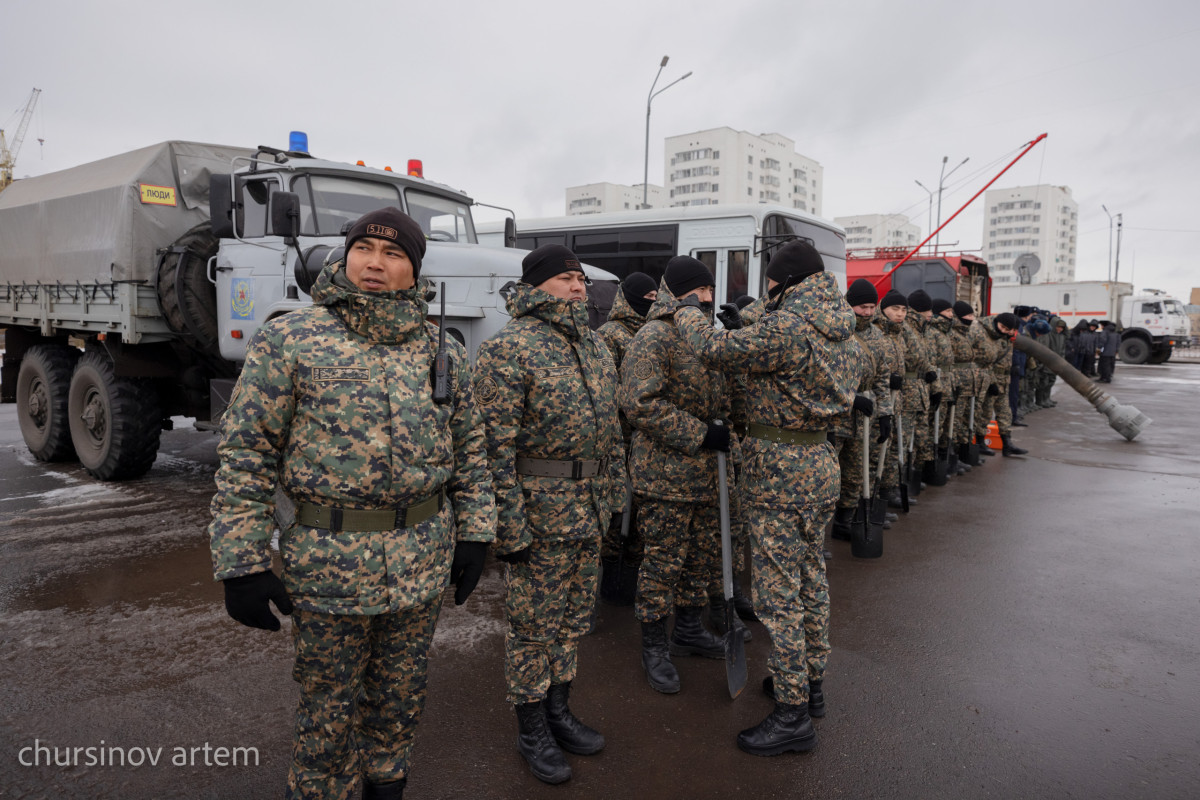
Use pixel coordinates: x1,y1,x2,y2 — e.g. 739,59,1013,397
231,279,255,319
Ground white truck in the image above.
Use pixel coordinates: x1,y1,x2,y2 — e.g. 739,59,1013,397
991,281,1190,364
0,137,610,480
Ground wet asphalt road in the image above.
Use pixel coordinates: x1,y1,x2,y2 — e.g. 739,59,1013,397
2,363,1198,799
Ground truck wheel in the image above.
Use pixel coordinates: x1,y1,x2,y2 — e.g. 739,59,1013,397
16,344,80,462
1148,348,1172,364
1118,336,1150,365
157,223,220,354
67,351,162,480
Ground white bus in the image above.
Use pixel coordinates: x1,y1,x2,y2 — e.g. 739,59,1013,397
478,204,846,307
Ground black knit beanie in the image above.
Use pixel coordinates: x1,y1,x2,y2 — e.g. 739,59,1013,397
621,271,657,317
345,207,427,279
953,300,975,320
521,244,584,287
880,290,906,310
765,241,824,286
932,297,953,315
994,312,1020,332
734,294,755,310
1014,305,1032,318
845,278,879,307
907,289,933,313
664,256,714,298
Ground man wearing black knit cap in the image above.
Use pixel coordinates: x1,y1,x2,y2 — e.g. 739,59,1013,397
901,290,937,490
947,301,981,467
669,240,858,756
474,243,625,785
926,298,956,477
969,311,1028,456
873,291,909,508
597,272,658,605
619,256,746,695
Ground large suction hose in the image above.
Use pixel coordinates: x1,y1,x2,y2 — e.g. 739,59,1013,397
1012,334,1151,441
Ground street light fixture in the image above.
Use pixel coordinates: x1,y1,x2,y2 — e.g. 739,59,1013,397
914,180,934,243
643,56,692,209
934,155,969,250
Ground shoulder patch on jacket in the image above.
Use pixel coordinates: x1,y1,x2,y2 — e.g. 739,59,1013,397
475,376,499,406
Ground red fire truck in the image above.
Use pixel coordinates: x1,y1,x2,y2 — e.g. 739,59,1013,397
847,248,993,316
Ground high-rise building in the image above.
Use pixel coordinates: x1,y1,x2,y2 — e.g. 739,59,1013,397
565,182,664,215
663,127,823,214
982,185,1077,285
835,213,920,252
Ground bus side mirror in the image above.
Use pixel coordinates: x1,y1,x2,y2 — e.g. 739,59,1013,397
504,217,517,248
210,174,234,238
270,191,301,241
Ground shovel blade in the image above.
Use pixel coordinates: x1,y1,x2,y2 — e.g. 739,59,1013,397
960,441,981,467
869,492,888,526
725,626,748,699
928,449,949,487
851,498,883,558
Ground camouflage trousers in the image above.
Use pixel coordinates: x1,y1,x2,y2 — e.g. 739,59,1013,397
635,498,721,622
1034,370,1057,405
906,393,934,465
748,503,832,706
286,598,441,800
601,495,644,567
950,396,976,446
504,536,600,704
836,417,878,508
977,387,1013,438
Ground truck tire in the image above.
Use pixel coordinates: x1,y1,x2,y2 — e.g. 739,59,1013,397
157,223,220,354
16,344,80,462
1148,348,1172,364
1118,336,1150,365
67,351,162,480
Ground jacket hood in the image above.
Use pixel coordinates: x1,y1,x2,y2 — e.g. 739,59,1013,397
931,315,953,333
504,280,592,341
646,277,687,323
874,312,904,334
906,314,927,334
607,283,649,331
781,272,854,341
311,261,430,345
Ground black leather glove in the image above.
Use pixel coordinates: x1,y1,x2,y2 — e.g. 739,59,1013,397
676,295,702,310
877,414,893,444
450,540,488,605
495,546,532,565
716,303,743,330
987,383,1001,396
924,370,938,384
223,571,293,631
930,392,942,410
889,373,904,391
700,422,731,452
852,394,874,416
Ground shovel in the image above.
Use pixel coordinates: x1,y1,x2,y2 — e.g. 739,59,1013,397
851,414,883,559
928,402,949,486
895,394,910,512
905,425,921,499
959,396,981,466
716,444,747,699
946,397,960,474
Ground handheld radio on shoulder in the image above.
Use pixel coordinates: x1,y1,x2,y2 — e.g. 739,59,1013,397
433,282,451,405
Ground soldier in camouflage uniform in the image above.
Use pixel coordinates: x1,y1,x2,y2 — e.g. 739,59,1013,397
473,245,625,785
874,291,909,509
830,279,894,540
673,241,857,756
596,272,657,604
970,311,1028,457
209,208,497,800
948,301,982,468
619,257,736,694
902,290,937,493
925,298,956,478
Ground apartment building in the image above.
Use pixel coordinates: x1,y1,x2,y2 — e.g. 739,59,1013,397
565,182,665,215
982,185,1077,285
835,213,920,252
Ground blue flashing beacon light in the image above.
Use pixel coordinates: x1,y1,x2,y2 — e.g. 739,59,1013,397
289,131,309,154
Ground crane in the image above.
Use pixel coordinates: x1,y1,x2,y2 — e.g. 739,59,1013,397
0,88,42,191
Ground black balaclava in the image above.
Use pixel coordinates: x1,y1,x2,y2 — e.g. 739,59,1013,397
621,271,657,317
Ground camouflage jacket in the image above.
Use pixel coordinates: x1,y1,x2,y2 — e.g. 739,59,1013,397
970,315,1014,389
473,282,625,555
618,283,737,502
926,315,955,396
902,315,934,414
832,315,893,438
949,317,980,396
598,288,647,443
674,272,858,509
209,262,497,615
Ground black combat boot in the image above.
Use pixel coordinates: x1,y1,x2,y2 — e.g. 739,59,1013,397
362,777,406,799
761,676,825,719
599,556,621,605
544,681,605,755
736,702,817,756
978,440,996,456
514,701,571,784
829,506,854,540
641,618,680,694
732,577,758,621
1001,435,1028,457
670,606,724,658
709,594,752,642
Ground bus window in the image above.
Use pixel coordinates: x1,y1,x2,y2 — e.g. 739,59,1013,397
695,251,717,273
727,250,749,303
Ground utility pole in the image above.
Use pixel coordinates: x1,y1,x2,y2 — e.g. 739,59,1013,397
1113,213,1123,283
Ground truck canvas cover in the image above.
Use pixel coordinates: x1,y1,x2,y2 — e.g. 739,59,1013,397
0,141,254,283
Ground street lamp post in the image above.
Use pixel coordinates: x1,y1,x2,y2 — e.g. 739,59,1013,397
643,56,692,209
934,155,969,251
914,180,934,243
1101,204,1115,281
1114,213,1123,283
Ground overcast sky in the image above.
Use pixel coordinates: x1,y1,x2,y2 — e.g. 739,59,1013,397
4,0,1198,301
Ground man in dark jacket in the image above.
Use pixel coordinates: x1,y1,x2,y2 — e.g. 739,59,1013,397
1098,322,1120,382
